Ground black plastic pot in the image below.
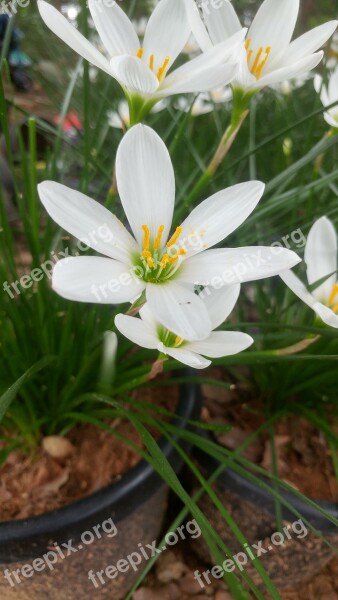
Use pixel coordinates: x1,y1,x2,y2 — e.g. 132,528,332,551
0,379,201,600
193,440,338,589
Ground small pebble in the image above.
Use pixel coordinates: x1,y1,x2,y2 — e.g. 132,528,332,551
42,436,74,459
180,571,209,595
215,591,234,600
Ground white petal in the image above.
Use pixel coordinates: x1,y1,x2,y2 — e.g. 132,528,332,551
38,181,138,263
328,65,338,101
274,21,338,67
176,246,301,285
202,1,242,45
158,62,237,96
139,303,159,329
161,345,211,369
258,52,323,88
37,1,111,75
115,314,158,348
160,30,246,95
183,0,213,52
146,282,212,341
323,111,338,128
313,302,338,329
110,55,159,96
187,331,253,358
201,284,241,329
116,124,175,247
143,0,190,73
279,269,316,309
88,0,140,57
304,216,337,303
177,181,265,258
53,257,145,304
248,0,299,64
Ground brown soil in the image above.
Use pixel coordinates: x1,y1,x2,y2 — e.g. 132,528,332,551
201,368,338,503
0,383,178,521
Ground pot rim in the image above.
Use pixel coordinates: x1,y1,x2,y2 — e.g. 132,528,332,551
0,375,201,546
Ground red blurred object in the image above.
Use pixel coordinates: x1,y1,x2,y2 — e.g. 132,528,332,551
54,111,82,133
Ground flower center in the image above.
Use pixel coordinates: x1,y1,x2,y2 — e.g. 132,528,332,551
159,328,185,348
136,48,171,82
245,38,271,79
328,282,338,312
137,224,186,282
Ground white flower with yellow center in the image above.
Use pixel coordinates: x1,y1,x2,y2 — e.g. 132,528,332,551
38,125,300,341
184,0,337,91
280,216,338,329
38,0,245,121
314,66,338,128
115,285,253,369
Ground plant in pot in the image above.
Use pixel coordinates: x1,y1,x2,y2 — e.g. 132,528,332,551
0,0,337,599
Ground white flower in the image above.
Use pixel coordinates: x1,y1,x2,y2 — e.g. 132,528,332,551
280,216,338,328
314,66,338,128
184,0,337,91
38,125,300,341
115,285,253,369
38,0,245,110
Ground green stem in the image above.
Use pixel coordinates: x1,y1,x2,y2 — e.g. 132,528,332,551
174,96,251,223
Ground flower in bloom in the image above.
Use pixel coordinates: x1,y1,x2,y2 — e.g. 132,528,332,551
314,66,338,128
38,0,245,114
115,285,253,369
280,216,338,328
38,125,300,342
184,0,337,91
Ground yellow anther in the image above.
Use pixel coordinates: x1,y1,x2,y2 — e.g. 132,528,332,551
175,336,183,346
160,254,170,268
142,250,152,258
157,56,170,81
167,227,182,248
177,248,187,256
137,48,144,59
147,257,155,268
245,37,251,51
251,47,263,75
328,283,338,306
149,54,155,71
154,225,165,250
142,224,150,251
255,46,271,79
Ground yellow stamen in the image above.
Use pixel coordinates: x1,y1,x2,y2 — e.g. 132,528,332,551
136,48,144,59
167,227,182,247
157,56,170,81
149,54,155,71
154,225,165,250
146,257,155,268
142,250,152,258
175,336,183,346
255,46,271,79
333,302,338,312
328,283,338,306
251,47,263,75
160,254,170,268
142,224,150,251
245,37,251,51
